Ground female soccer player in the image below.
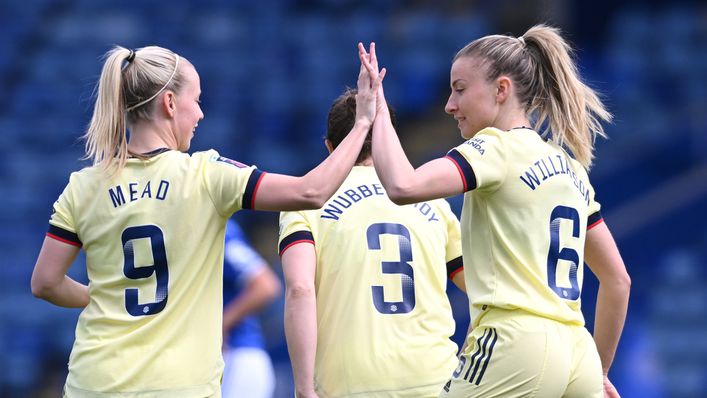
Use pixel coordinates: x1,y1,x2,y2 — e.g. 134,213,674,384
362,25,630,398
279,89,466,398
30,44,382,397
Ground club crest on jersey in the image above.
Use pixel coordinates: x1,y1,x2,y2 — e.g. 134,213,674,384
215,156,248,168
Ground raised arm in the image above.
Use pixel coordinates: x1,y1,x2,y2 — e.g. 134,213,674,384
252,44,385,212
360,43,465,205
281,243,320,398
31,237,88,308
584,221,630,397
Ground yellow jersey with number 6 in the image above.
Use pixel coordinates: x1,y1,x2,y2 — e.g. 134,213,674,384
445,127,603,328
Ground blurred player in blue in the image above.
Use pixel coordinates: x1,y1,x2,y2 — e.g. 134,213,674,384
222,219,281,398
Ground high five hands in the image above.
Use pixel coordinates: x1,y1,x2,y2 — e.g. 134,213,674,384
355,42,387,127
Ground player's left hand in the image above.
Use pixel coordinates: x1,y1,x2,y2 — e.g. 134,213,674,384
356,42,386,126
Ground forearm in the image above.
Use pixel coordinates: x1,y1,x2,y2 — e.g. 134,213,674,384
33,276,89,308
284,290,318,396
223,292,263,332
371,106,416,199
300,120,371,206
223,277,280,332
593,280,630,374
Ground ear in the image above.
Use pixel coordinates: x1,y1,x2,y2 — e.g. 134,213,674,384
324,139,334,154
496,76,512,104
162,91,176,117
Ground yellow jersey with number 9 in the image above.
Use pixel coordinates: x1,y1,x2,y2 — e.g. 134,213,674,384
47,149,265,397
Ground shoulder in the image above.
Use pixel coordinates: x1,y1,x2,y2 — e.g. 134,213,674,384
64,164,105,188
565,153,590,179
451,127,506,155
194,150,257,170
474,127,505,138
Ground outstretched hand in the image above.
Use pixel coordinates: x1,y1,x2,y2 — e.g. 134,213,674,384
355,42,387,126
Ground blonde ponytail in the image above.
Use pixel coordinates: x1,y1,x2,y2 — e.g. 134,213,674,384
83,46,184,174
83,47,131,174
522,25,611,168
454,24,612,168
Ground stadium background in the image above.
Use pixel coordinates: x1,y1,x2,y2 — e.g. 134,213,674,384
1,0,705,397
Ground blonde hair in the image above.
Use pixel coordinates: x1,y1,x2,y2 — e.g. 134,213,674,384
454,24,612,168
83,46,185,173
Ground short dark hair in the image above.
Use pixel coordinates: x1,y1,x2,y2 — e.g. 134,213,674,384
326,89,397,164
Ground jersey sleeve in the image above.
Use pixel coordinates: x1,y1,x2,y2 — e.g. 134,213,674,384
47,175,82,247
224,220,267,286
201,150,266,216
445,128,507,193
438,200,463,279
278,211,314,256
587,180,603,230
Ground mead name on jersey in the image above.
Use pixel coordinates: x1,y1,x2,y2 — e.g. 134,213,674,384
108,179,170,208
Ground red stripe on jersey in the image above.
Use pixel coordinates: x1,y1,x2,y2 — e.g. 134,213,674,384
587,218,604,230
279,239,315,257
250,172,267,209
46,233,82,247
445,155,468,192
449,267,464,280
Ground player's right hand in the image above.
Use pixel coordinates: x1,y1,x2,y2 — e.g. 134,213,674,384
356,42,386,126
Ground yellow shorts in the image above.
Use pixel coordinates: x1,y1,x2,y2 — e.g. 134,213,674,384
439,308,602,398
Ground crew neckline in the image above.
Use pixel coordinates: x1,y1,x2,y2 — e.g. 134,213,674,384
128,148,171,158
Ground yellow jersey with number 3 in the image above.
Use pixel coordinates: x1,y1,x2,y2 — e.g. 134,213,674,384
445,127,603,328
47,149,265,397
278,166,463,398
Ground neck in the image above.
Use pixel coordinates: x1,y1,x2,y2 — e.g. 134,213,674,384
494,113,531,132
127,121,178,153
493,100,530,131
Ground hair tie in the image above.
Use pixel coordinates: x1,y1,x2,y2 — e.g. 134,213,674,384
517,36,526,46
126,50,136,63
126,54,180,112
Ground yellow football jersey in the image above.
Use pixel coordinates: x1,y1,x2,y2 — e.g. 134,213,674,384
445,127,603,328
48,148,265,397
278,166,462,398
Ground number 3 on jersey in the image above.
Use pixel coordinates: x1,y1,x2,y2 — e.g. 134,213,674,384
367,223,415,314
122,225,169,316
546,206,581,300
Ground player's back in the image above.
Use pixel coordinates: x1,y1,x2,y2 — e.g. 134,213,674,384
50,149,257,396
279,166,460,397
455,127,601,327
